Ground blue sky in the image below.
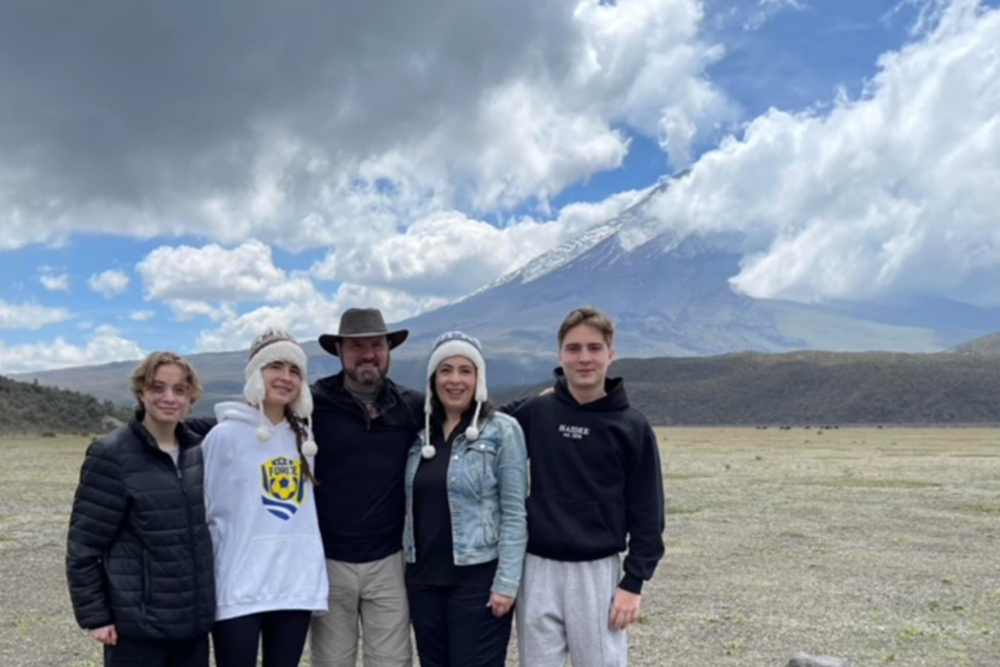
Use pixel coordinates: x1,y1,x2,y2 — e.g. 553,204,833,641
2,0,999,373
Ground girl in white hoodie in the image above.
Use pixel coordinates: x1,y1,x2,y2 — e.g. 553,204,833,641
202,330,328,667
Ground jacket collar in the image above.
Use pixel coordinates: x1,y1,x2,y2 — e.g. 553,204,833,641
128,416,199,452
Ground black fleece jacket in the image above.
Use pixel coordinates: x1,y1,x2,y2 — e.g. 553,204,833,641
509,371,665,594
66,419,215,641
311,372,425,562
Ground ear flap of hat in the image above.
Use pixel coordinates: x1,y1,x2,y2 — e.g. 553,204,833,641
289,383,313,421
244,367,267,407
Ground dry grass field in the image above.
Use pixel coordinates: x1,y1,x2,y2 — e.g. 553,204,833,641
1,428,998,666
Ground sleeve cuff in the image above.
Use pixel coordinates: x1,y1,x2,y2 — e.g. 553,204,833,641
618,573,644,595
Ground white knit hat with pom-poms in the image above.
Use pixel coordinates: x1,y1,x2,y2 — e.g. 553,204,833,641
421,331,487,459
244,329,317,455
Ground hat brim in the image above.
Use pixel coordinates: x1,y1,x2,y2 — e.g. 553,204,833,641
319,330,409,357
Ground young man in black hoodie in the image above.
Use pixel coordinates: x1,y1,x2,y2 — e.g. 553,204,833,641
510,307,665,667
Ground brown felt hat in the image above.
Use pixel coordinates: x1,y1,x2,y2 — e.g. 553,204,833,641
318,308,409,357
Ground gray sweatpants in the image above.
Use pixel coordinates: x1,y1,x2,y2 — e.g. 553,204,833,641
516,553,628,667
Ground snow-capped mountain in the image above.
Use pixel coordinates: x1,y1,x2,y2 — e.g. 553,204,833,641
392,181,1000,373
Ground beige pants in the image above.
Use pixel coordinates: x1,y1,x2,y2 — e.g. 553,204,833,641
310,551,412,667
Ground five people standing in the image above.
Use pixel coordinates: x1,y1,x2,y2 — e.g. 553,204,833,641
67,305,665,667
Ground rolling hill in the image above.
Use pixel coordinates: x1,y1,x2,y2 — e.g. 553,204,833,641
0,375,132,435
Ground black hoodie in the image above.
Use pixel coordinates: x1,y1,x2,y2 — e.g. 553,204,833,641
509,371,665,594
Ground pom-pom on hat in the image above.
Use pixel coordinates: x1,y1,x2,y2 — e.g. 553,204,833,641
244,329,317,456
421,331,487,459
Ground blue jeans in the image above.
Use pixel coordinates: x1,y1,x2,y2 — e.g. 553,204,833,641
407,581,513,667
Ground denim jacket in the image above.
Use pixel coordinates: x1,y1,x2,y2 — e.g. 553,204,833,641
403,411,528,598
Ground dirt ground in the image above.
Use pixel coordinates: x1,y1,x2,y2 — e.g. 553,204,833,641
1,427,997,666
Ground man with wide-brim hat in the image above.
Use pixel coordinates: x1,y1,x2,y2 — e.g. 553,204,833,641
309,308,424,667
318,308,409,357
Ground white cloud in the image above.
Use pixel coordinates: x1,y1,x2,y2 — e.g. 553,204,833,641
0,325,144,374
310,212,557,297
0,0,726,254
88,270,130,298
311,188,646,297
194,284,444,352
641,0,1000,306
138,240,312,304
0,299,72,330
129,310,156,322
165,300,237,323
39,272,70,291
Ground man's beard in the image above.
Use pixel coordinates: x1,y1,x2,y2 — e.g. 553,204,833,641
346,361,389,387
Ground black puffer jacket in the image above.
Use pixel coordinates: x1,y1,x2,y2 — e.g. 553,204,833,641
66,419,215,641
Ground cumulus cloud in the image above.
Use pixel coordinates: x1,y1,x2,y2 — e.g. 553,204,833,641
310,189,646,297
641,0,1000,306
0,0,726,254
137,240,313,304
0,300,72,329
0,325,144,374
310,212,558,297
39,272,70,292
164,300,237,323
194,284,444,353
88,270,130,297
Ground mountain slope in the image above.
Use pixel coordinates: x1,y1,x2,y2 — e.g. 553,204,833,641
395,228,947,359
950,332,1000,355
0,375,131,435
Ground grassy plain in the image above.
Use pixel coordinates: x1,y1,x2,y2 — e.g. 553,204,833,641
0,428,997,666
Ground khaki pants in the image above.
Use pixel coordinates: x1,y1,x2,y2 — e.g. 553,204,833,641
310,551,412,667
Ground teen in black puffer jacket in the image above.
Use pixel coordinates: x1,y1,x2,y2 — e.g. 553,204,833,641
67,418,215,638
67,352,215,666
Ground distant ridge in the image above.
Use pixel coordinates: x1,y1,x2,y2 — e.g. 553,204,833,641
502,350,1000,426
16,337,1000,427
950,332,1000,355
615,350,1000,425
0,375,132,436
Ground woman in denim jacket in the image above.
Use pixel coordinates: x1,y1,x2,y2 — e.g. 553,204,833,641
403,331,528,667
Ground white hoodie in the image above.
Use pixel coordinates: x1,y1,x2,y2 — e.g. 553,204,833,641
203,401,329,621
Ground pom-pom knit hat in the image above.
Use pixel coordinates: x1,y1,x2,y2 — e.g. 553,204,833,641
245,329,317,456
422,331,487,459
